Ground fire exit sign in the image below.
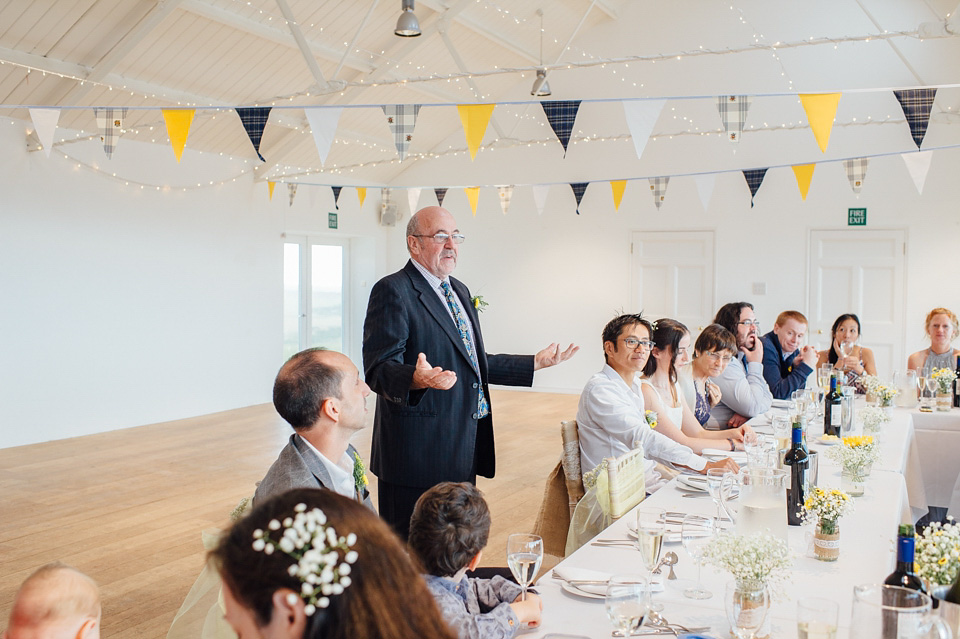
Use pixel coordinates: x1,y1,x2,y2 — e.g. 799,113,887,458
848,208,867,226
328,212,338,229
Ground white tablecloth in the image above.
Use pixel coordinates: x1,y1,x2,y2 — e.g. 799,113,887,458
530,409,916,639
904,407,960,512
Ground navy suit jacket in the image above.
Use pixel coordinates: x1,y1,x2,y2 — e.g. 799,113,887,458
760,330,813,399
362,260,534,488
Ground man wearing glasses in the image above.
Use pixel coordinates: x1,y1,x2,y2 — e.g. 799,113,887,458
577,314,737,492
363,205,578,539
710,302,774,429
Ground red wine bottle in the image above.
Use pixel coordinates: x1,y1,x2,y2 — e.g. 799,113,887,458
883,524,926,593
823,376,842,437
784,422,808,527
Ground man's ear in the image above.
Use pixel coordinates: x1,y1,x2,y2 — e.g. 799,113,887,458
319,397,340,422
272,590,307,638
603,340,615,359
407,235,419,256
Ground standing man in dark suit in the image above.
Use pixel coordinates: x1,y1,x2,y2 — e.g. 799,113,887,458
255,348,375,510
363,206,578,539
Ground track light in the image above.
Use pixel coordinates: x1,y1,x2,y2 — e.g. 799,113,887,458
530,69,551,96
395,0,421,37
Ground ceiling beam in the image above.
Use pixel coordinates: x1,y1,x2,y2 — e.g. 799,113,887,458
437,21,506,138
417,0,539,63
593,0,621,20
44,0,186,105
274,0,329,91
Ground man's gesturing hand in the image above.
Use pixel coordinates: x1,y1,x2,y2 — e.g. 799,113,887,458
534,343,580,371
410,352,458,390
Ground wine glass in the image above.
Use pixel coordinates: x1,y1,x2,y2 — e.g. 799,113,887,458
726,581,770,639
606,575,650,637
818,365,833,392
707,468,731,519
635,508,665,611
926,377,938,403
840,341,854,358
682,515,715,600
506,533,542,602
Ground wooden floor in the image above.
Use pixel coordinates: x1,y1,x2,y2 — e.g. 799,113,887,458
0,389,579,638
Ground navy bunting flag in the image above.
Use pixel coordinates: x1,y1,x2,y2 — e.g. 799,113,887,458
236,107,272,162
893,89,937,149
570,182,589,214
435,187,448,206
742,169,768,207
542,100,582,156
331,186,343,209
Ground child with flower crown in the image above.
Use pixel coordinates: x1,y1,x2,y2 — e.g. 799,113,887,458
408,482,543,639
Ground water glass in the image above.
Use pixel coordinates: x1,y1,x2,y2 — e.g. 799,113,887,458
682,515,715,600
605,574,651,637
506,534,542,601
797,597,838,639
706,468,731,519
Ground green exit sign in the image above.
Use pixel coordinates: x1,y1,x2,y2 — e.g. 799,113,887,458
328,212,338,229
848,208,867,226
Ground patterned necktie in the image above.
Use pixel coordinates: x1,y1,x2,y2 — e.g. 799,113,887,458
440,280,490,418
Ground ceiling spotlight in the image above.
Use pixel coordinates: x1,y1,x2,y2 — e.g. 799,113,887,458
395,0,421,37
530,69,551,96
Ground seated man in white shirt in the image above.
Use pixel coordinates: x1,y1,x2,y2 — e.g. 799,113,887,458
577,313,738,492
254,348,374,509
709,302,773,429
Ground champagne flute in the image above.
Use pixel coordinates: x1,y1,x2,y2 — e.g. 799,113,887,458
707,468,731,518
682,515,715,600
635,508,665,611
605,575,650,637
797,597,838,639
506,534,542,602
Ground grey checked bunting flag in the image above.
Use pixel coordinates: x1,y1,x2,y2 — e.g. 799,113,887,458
742,169,768,207
288,184,297,207
382,105,421,161
542,100,582,155
842,158,869,195
94,107,127,159
648,177,670,210
236,107,272,162
893,89,937,149
718,96,752,143
497,186,514,215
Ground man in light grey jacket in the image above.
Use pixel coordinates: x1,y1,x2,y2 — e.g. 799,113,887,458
254,348,375,510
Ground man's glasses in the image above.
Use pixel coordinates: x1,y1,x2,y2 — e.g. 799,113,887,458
702,352,734,363
412,233,465,244
622,337,656,351
737,320,761,328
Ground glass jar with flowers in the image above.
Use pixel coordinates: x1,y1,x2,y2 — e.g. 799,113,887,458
801,487,854,561
704,531,792,639
826,435,880,497
861,375,899,410
931,368,957,412
858,405,890,436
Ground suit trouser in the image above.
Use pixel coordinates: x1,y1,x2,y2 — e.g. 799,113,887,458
378,479,435,542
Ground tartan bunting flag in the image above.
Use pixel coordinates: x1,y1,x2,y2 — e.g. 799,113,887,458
496,185,514,215
29,107,59,158
457,104,495,161
610,180,626,212
268,181,276,200
357,187,367,207
407,187,422,213
717,96,751,143
304,106,341,165
742,168,768,207
622,99,665,160
570,182,589,214
435,187,448,206
648,177,670,210
236,107,272,162
532,185,549,215
382,105,421,161
288,183,298,207
162,109,195,162
842,158,869,194
792,164,815,200
465,187,480,215
893,89,937,149
694,173,716,210
799,93,841,152
331,186,343,209
901,151,934,194
541,100,582,156
94,107,127,159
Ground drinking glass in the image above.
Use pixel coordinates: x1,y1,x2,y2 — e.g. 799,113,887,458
771,415,792,465
850,584,952,639
804,388,821,420
818,365,833,391
707,468,731,519
682,515,715,599
635,508,665,612
840,341,854,358
506,533,542,602
605,574,650,637
726,581,770,639
797,597,838,639
745,434,776,468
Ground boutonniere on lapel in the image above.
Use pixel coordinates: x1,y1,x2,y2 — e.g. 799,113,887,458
644,410,658,429
353,451,369,501
470,295,488,313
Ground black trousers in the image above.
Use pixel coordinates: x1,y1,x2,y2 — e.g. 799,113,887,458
377,479,434,541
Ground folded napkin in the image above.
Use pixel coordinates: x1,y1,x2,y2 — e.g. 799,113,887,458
552,566,664,595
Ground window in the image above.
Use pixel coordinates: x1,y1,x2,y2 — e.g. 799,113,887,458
283,237,347,360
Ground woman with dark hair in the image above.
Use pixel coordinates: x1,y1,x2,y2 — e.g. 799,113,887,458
642,319,753,452
209,488,456,639
815,314,877,383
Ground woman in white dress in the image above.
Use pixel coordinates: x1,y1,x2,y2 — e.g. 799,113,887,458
641,318,753,453
907,307,960,377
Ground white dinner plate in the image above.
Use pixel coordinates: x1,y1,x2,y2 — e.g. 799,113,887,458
625,520,681,543
677,475,709,492
558,578,665,599
817,435,841,446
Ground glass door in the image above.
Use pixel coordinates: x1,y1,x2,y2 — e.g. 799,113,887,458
283,236,348,360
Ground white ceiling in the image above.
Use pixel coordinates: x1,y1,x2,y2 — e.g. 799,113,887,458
0,0,958,187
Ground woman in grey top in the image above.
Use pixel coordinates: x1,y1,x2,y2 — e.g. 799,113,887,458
908,308,960,377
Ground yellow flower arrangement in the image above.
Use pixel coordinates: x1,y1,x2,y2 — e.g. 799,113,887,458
644,410,658,429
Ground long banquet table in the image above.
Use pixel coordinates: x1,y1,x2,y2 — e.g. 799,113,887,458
529,406,917,639
904,406,960,513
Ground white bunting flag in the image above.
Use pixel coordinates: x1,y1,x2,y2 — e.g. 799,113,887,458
29,108,60,158
694,173,716,210
532,185,550,216
304,107,342,166
901,151,934,195
622,99,665,160
407,187,422,214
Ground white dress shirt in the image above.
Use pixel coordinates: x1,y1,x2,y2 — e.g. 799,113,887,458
577,365,706,488
299,437,356,499
709,353,773,426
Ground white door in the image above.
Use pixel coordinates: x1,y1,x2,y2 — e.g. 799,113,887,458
630,231,716,332
283,236,350,360
807,229,906,377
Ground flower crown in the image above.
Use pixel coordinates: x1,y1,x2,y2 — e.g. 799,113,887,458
252,503,359,616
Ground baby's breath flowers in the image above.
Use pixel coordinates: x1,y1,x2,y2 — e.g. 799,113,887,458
802,487,854,535
861,375,899,405
916,518,960,586
827,435,880,472
252,503,358,616
932,368,958,395
858,405,891,434
704,531,792,597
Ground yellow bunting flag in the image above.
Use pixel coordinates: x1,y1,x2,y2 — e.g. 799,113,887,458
610,180,627,211
162,109,195,163
357,187,367,207
457,104,496,161
465,187,480,215
799,93,841,152
268,181,276,200
792,164,816,200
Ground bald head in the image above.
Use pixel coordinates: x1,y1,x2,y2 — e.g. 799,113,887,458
406,206,459,278
5,563,100,639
